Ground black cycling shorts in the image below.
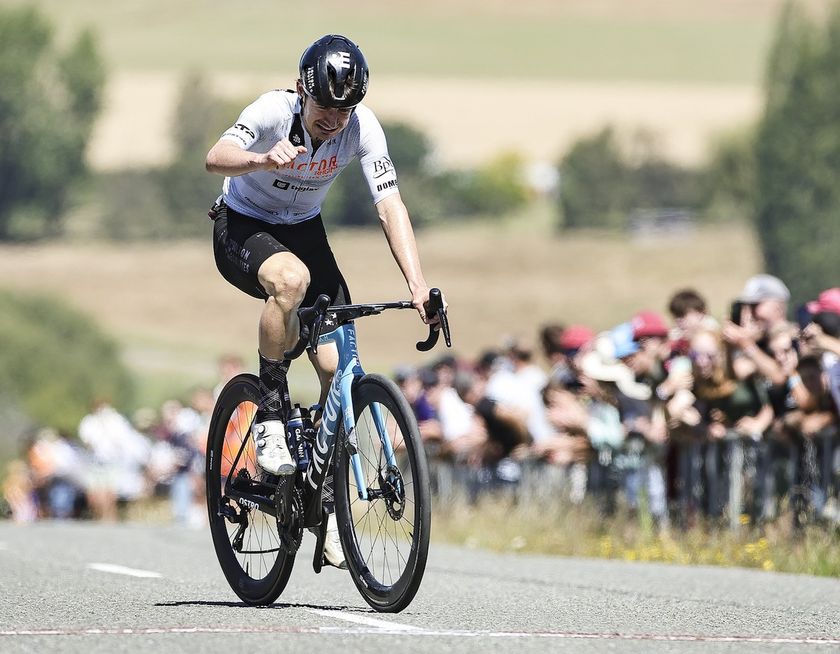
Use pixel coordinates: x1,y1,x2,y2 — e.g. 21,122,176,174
212,202,351,307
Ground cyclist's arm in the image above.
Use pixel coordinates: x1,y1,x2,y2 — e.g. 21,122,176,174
205,138,306,177
375,192,432,321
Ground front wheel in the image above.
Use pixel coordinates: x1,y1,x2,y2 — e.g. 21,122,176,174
206,373,295,605
334,374,431,613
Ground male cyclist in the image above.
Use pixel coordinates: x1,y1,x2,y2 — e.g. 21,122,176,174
205,35,436,568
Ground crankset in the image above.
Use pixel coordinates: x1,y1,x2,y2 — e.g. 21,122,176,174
275,478,304,555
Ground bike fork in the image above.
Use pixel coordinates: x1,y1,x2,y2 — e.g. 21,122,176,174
345,383,398,502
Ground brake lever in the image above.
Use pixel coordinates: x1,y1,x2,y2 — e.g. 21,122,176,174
309,312,325,356
284,294,330,360
437,305,452,348
416,288,451,352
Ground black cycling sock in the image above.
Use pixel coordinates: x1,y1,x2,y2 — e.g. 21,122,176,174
256,353,290,422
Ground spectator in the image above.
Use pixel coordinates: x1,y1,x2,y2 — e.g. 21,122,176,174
26,429,88,520
689,328,774,523
159,398,206,527
426,356,486,462
723,274,791,386
801,302,840,413
783,354,838,525
612,321,669,528
486,338,550,442
537,378,593,503
667,288,719,352
396,366,443,445
2,460,37,523
578,330,648,514
455,370,531,488
540,323,594,384
78,399,151,515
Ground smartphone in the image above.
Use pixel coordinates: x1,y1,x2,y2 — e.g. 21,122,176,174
795,303,813,330
730,301,744,326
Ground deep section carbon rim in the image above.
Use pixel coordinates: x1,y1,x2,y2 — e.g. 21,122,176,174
336,374,430,612
206,374,293,604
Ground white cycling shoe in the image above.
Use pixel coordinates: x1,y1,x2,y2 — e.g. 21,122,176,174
311,512,347,569
253,420,295,476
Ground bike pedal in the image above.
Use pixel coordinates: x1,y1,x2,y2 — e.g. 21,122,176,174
311,507,330,574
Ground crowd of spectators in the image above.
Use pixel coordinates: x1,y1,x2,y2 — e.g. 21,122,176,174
1,355,245,525
4,276,840,535
396,275,840,531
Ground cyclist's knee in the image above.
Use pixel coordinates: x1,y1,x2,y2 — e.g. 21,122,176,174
258,255,310,305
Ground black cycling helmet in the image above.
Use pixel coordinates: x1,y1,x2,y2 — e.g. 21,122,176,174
299,35,369,108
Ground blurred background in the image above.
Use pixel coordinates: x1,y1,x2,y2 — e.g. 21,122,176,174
1,0,839,570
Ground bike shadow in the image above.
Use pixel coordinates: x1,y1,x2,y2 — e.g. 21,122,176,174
155,600,377,613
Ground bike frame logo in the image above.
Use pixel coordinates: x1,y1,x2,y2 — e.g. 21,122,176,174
308,374,343,491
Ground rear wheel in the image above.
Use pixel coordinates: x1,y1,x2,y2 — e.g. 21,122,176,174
206,373,294,605
334,374,431,612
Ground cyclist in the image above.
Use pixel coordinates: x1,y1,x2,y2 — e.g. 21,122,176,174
205,35,437,568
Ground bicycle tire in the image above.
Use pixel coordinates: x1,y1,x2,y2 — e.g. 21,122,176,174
206,373,295,605
334,373,431,612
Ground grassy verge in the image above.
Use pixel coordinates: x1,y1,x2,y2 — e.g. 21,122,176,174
431,496,840,577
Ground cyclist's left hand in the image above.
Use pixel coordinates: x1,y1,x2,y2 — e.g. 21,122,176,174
412,287,447,326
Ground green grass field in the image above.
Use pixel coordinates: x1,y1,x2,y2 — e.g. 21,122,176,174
7,0,789,83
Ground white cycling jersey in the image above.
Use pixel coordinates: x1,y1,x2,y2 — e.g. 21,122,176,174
218,90,399,225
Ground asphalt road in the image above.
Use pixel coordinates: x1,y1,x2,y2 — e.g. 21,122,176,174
1,522,839,653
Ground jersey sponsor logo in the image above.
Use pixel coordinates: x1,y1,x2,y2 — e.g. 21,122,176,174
224,133,248,147
376,179,398,193
371,156,394,179
277,155,339,177
272,179,318,192
232,123,256,139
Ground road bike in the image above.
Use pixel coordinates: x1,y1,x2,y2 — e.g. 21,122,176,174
205,289,450,612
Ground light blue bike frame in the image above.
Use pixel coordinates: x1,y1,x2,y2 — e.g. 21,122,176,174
303,323,397,508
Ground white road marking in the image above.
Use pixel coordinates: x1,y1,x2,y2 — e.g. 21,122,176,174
306,608,422,632
0,626,839,645
86,563,162,578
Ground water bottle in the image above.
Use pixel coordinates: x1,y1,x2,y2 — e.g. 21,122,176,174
287,405,304,469
298,406,315,471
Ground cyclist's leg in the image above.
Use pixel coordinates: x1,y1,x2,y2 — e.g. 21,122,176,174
213,207,308,474
257,252,311,358
291,214,352,407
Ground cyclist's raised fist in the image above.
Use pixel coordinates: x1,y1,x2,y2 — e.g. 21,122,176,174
259,138,307,170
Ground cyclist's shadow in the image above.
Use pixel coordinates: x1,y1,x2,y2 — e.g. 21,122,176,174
155,600,377,613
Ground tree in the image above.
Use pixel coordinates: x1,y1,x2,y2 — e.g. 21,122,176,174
0,6,105,240
322,120,434,228
0,291,133,436
557,128,704,230
558,128,630,230
160,72,236,237
755,1,840,304
97,72,236,240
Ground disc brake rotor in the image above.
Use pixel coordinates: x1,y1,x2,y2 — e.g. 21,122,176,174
379,464,406,520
